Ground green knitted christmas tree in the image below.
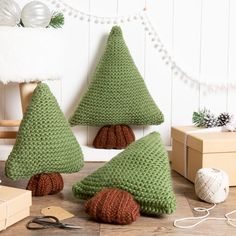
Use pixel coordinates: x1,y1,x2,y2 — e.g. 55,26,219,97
69,26,164,149
5,83,84,196
73,132,176,215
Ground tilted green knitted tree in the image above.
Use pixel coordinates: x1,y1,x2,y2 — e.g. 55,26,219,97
69,26,164,149
5,83,84,196
73,132,176,215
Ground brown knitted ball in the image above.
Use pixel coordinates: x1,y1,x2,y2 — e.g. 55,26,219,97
84,188,140,225
27,173,64,196
93,125,135,149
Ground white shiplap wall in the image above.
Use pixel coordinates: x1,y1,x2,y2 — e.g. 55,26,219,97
0,0,235,160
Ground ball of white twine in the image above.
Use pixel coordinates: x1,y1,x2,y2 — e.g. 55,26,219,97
195,168,229,204
174,168,234,229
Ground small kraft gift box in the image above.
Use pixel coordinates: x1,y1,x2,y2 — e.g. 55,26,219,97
0,186,32,231
171,126,236,186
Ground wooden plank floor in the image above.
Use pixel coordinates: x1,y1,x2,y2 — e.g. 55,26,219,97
1,161,236,236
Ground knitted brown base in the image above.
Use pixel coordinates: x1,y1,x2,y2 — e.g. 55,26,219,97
27,173,64,196
93,125,135,149
84,188,140,225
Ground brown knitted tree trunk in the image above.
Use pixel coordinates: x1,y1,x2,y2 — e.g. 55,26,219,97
85,188,140,225
27,172,64,196
93,125,135,149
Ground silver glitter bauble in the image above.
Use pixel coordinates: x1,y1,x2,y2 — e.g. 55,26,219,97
0,0,21,26
21,1,52,28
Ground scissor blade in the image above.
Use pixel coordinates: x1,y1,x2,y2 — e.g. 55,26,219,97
62,224,82,229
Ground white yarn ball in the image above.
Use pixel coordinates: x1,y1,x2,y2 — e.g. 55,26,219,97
195,168,229,204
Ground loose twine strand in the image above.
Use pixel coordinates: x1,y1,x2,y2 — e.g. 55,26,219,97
174,204,236,229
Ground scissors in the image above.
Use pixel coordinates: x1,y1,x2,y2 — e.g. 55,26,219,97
26,216,82,230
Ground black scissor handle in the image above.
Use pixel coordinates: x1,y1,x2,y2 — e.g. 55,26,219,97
26,216,60,230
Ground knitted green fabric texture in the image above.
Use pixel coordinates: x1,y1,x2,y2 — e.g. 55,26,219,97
69,26,164,126
72,132,176,215
5,83,84,181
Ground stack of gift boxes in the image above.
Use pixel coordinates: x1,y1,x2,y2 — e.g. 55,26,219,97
171,126,236,186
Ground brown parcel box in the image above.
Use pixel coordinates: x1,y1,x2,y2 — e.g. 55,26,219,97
0,186,32,231
171,126,236,186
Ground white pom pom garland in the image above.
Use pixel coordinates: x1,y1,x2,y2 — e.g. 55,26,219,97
195,168,229,204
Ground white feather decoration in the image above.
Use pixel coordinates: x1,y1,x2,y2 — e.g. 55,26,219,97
0,27,64,84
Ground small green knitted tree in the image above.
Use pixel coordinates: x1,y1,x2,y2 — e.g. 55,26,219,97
69,26,164,149
5,83,84,196
73,132,176,215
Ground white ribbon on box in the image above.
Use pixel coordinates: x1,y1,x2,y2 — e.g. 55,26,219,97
183,127,223,178
0,199,9,230
0,182,9,230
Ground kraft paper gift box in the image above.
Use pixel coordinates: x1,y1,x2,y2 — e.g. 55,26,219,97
171,126,236,186
0,186,32,231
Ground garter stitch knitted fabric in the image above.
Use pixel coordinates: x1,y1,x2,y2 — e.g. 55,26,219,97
69,26,164,126
72,132,176,215
5,83,84,180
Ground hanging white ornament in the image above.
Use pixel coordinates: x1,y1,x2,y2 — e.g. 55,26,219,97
0,0,21,26
21,1,52,28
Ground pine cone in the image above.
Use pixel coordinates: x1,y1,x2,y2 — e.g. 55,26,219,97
202,114,218,128
192,108,217,128
217,112,232,127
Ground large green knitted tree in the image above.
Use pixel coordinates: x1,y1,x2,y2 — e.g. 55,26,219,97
73,132,176,215
69,26,164,149
5,83,84,196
